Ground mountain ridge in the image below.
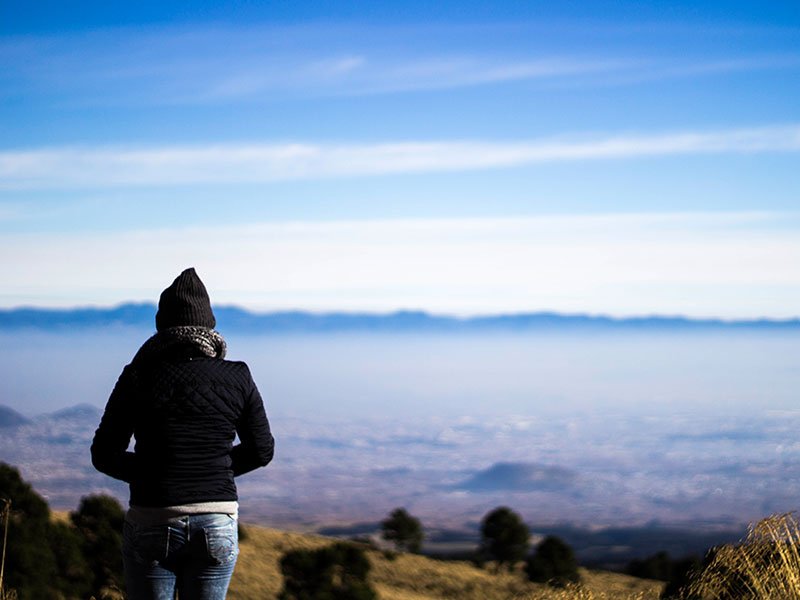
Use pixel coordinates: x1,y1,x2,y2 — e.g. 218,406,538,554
0,404,31,428
1,303,798,333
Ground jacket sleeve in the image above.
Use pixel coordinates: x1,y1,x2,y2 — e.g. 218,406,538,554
91,365,138,482
231,367,274,477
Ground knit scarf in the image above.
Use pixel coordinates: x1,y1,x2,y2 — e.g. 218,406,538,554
131,326,227,365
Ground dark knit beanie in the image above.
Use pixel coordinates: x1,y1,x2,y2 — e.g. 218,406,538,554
155,268,216,331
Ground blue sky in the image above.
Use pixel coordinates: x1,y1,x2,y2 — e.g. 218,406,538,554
1,1,799,316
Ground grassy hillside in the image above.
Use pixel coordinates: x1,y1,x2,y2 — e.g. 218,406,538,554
229,523,665,600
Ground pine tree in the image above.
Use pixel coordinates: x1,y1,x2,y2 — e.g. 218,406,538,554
479,506,530,571
381,508,423,553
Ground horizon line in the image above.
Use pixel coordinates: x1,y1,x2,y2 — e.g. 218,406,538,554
2,301,799,325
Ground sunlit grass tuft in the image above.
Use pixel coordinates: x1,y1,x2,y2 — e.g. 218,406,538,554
688,513,800,599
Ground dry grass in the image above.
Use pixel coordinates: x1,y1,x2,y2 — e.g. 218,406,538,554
27,510,800,598
227,523,664,600
0,586,16,600
0,499,16,600
518,584,655,600
227,526,332,599
2,510,663,599
51,509,71,524
688,513,800,599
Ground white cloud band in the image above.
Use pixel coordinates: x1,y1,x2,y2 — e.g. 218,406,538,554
2,125,799,189
2,212,799,318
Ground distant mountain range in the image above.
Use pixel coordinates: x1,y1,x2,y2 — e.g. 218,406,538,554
0,403,101,427
0,404,31,428
0,303,798,333
46,403,102,421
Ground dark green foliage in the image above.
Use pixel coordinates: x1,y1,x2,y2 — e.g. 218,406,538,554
70,494,125,597
628,550,674,581
479,506,530,570
0,464,49,523
525,535,580,587
238,521,248,542
381,508,424,553
49,521,93,598
660,554,704,599
0,462,92,599
1,462,56,599
626,550,704,598
0,463,125,600
278,542,377,600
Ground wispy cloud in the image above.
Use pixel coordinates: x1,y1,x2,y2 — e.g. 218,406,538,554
1,22,798,105
2,125,799,189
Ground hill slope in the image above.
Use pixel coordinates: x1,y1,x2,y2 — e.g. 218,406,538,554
228,523,664,599
0,404,30,428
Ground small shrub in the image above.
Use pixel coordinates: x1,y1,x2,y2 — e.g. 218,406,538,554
625,550,702,598
381,549,398,561
628,551,674,581
525,535,580,587
278,541,377,600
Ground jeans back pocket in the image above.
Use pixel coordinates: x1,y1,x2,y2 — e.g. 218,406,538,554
124,520,172,567
203,517,238,566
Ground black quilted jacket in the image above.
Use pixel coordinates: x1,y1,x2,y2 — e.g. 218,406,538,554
91,343,274,507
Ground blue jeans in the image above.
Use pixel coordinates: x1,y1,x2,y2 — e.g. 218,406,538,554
122,513,239,600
